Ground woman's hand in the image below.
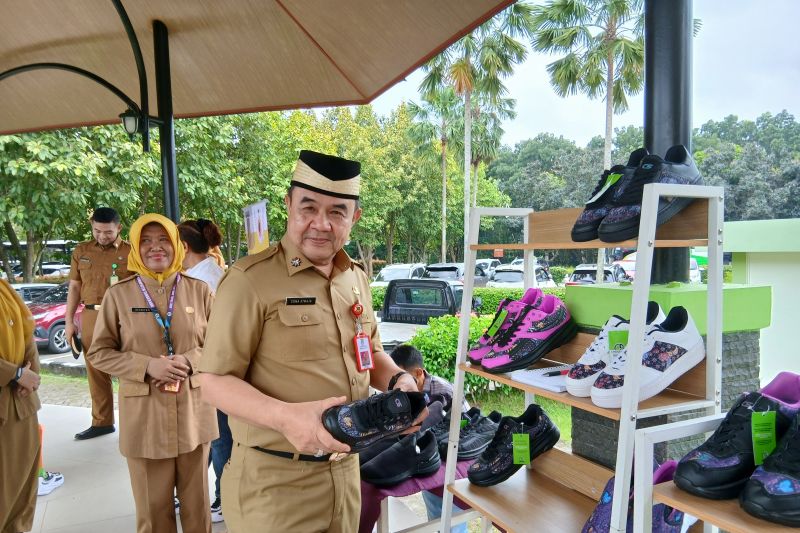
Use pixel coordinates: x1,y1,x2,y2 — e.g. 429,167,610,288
14,362,40,397
146,355,190,384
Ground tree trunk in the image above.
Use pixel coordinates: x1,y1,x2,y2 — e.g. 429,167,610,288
440,135,448,263
471,162,479,207
603,20,616,170
355,241,374,279
0,227,14,281
386,216,395,265
462,87,472,262
24,229,38,282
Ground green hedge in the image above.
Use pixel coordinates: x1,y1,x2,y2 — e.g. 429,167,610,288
372,286,386,311
372,286,565,312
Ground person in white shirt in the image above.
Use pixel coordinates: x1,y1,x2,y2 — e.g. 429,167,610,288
178,219,225,292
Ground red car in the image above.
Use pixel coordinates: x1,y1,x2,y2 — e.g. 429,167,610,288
28,282,83,353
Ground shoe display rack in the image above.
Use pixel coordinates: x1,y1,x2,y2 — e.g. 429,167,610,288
440,183,725,533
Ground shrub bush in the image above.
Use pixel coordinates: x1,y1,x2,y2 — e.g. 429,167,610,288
473,286,565,314
371,286,386,311
548,266,572,285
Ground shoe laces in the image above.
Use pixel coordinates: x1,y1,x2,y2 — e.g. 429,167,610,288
585,170,613,205
581,321,617,363
705,400,757,455
492,306,532,346
360,395,399,431
763,422,800,474
614,171,657,206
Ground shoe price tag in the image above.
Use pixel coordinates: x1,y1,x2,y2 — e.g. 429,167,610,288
512,433,531,465
608,330,629,352
460,419,469,429
585,172,622,204
752,410,777,465
485,309,509,338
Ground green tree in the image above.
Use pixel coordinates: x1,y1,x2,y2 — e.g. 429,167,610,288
531,0,644,169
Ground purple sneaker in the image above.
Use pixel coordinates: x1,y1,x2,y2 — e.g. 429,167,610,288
571,148,648,242
468,288,543,363
674,372,800,500
582,460,684,533
481,294,577,374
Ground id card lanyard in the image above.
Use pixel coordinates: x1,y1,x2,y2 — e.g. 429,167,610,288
135,274,181,391
351,287,374,372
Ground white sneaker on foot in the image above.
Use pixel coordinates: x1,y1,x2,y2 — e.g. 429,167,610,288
38,471,64,496
211,497,224,523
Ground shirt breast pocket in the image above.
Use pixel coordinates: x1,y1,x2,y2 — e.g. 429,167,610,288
78,259,92,271
273,305,328,361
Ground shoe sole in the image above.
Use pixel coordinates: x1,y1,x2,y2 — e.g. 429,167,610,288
673,472,748,500
571,221,601,242
362,455,442,486
468,425,560,487
457,438,494,460
590,340,705,409
482,318,578,374
565,372,601,397
740,495,800,527
597,196,696,243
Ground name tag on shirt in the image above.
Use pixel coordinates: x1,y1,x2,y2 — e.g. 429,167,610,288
285,297,316,305
131,307,152,313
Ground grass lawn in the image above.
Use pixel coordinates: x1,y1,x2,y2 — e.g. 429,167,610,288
40,370,119,391
466,388,571,445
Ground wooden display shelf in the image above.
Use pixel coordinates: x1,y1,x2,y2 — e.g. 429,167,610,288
653,481,789,533
471,239,708,250
448,448,611,533
461,363,710,421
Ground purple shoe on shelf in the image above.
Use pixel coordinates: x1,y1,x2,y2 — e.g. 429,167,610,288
467,287,543,364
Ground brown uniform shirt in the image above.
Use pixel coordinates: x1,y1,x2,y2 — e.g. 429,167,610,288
69,237,133,304
198,236,380,453
86,273,218,459
0,332,40,426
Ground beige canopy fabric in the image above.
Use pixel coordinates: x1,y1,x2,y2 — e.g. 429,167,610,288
0,0,513,135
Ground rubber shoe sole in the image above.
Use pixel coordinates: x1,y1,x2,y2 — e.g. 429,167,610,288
598,197,696,243
482,318,578,374
571,221,602,242
740,494,800,527
362,454,441,487
673,472,748,500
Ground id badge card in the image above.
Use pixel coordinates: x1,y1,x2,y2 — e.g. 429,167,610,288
161,381,181,393
354,332,374,371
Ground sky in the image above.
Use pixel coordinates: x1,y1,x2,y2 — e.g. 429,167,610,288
370,0,800,149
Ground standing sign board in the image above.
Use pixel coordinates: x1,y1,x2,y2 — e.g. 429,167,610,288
243,200,269,255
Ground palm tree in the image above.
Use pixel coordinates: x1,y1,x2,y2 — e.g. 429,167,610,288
421,2,535,257
531,0,645,169
408,87,460,262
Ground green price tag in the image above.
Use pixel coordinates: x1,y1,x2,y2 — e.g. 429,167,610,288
585,172,622,204
608,330,629,352
485,309,508,337
460,419,469,429
752,410,777,465
512,433,530,465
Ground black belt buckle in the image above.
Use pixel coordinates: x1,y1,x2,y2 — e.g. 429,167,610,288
252,446,331,462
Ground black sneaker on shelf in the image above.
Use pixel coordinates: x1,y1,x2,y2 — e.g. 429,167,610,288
433,407,481,457
321,390,427,452
598,145,702,243
360,429,442,487
458,410,502,460
740,413,800,526
571,148,648,242
674,391,798,499
467,404,560,487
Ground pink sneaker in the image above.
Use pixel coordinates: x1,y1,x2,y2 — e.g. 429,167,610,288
468,288,544,363
481,294,577,373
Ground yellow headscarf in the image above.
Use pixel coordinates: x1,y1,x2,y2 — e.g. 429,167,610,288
127,213,186,284
0,279,35,365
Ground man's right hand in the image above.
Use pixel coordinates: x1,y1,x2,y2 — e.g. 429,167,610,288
146,356,190,383
279,396,351,455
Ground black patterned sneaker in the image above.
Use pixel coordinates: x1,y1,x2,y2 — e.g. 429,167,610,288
674,372,800,499
433,407,481,457
598,145,702,243
322,390,427,452
467,404,560,487
571,148,648,242
360,429,442,486
740,412,800,526
458,410,502,460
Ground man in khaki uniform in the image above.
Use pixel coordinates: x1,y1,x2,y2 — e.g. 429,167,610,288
66,207,132,440
198,150,422,533
87,213,218,533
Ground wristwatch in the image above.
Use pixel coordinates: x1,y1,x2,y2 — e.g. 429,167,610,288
12,366,23,382
388,371,410,391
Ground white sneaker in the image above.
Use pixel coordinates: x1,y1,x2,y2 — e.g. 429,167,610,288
210,497,224,523
590,306,705,408
566,302,665,397
37,471,64,496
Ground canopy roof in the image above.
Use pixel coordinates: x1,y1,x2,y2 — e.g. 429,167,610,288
1,0,512,135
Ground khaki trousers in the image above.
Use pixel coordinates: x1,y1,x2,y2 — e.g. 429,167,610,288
82,308,114,426
222,442,360,533
0,404,39,533
126,443,211,533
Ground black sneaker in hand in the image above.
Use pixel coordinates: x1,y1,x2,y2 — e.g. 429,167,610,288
322,390,427,452
360,429,442,486
467,404,560,487
458,410,502,460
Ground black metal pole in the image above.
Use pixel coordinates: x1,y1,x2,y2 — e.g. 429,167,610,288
644,0,692,283
153,20,180,222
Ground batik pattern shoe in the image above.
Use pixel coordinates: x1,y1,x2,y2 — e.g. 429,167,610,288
467,404,559,487
468,288,543,363
590,306,705,409
322,390,427,452
598,145,702,243
566,302,665,397
674,372,800,500
572,148,649,242
740,411,800,526
481,295,577,374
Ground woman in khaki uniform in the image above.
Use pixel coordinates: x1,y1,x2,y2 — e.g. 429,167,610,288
0,279,42,533
87,213,217,533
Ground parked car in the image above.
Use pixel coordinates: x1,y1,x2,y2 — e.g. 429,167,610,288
612,253,701,283
28,283,83,353
11,282,58,304
12,263,71,280
476,258,502,277
422,262,489,287
566,263,629,285
370,263,426,288
486,265,556,288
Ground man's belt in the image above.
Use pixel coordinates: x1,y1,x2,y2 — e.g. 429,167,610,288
84,304,101,310
252,445,331,462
